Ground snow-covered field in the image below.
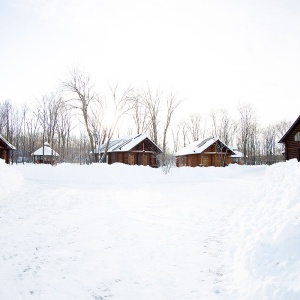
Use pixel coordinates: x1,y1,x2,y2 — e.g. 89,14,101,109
0,159,299,299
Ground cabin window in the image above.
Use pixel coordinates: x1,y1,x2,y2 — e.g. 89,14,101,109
295,132,300,141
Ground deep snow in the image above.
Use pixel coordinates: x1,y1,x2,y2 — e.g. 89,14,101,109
225,159,300,299
0,159,299,299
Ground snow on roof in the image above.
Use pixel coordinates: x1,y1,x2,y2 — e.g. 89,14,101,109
175,137,234,156
96,134,162,153
0,134,16,150
31,142,60,156
231,149,244,158
175,137,216,156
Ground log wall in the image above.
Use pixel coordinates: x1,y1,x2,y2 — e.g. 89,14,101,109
0,148,10,164
108,151,157,167
283,122,300,161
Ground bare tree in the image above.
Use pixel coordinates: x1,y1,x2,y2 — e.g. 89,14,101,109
172,123,182,154
129,90,149,135
179,120,190,147
185,113,206,142
57,102,73,162
236,103,258,164
14,106,27,164
62,68,101,162
35,93,64,163
262,125,277,164
275,120,292,158
99,83,133,162
0,100,20,163
275,120,292,140
248,123,260,164
171,115,200,155
162,92,182,155
0,100,16,142
26,108,41,160
140,86,181,158
210,108,235,145
89,98,105,161
140,86,161,145
78,131,90,164
19,106,28,163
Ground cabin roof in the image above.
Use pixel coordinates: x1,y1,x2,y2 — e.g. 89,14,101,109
96,134,162,154
0,134,16,150
31,142,60,157
175,137,234,156
278,115,300,143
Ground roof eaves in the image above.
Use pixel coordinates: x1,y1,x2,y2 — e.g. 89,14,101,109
0,134,16,150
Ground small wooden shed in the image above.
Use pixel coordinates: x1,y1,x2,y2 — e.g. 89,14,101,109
0,134,16,164
31,142,60,165
96,134,162,167
279,115,300,161
175,137,235,167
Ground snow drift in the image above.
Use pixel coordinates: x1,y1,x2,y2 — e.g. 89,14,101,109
226,159,300,299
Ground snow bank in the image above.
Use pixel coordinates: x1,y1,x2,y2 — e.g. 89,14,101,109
226,159,300,299
0,159,24,198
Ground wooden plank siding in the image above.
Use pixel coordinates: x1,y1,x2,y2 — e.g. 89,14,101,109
279,116,300,161
108,151,157,166
282,122,300,160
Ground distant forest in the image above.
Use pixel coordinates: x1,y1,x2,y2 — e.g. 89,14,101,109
0,69,291,165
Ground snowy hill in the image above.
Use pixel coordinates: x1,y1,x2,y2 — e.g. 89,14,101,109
0,160,299,299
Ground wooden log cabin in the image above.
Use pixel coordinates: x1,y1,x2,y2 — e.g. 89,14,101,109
175,137,235,167
279,115,300,161
96,134,162,167
0,134,16,164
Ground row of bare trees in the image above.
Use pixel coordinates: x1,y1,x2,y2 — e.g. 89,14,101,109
0,68,293,165
61,69,182,162
173,104,291,165
0,68,182,164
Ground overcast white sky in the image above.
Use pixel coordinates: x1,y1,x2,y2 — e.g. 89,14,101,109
1,0,300,125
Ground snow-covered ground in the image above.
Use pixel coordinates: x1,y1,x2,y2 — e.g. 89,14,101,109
0,159,299,299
